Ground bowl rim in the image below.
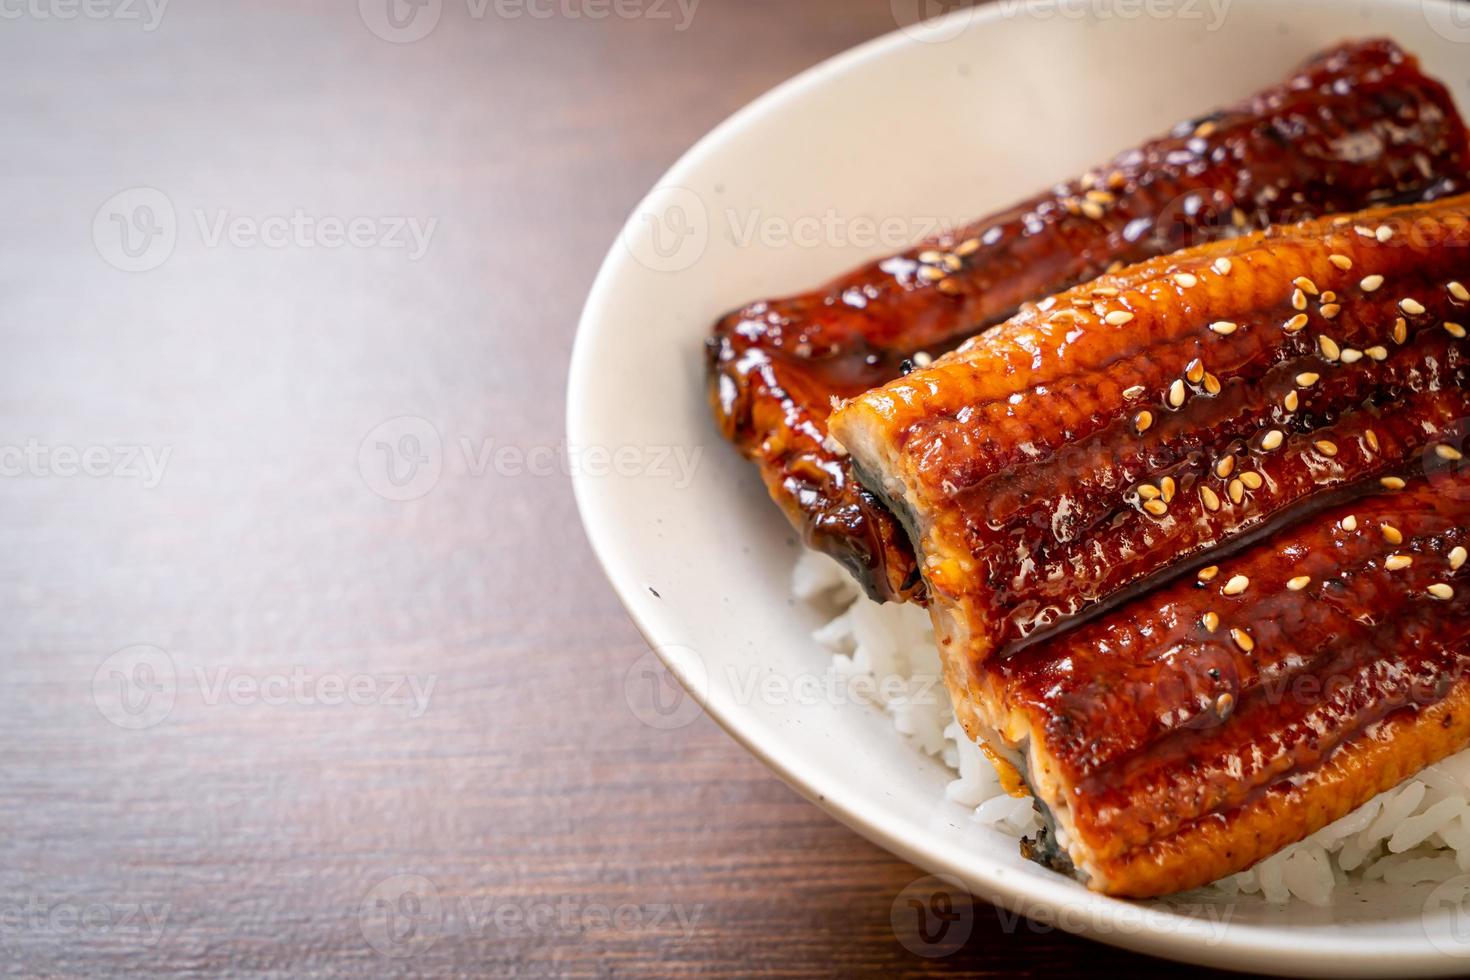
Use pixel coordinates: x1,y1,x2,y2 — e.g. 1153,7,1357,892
568,1,1470,973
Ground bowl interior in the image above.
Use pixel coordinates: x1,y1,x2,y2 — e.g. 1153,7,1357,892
570,1,1470,973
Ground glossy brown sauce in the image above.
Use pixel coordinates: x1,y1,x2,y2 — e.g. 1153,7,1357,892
708,38,1470,603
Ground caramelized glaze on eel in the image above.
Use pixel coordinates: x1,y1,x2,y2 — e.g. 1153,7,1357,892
707,39,1470,602
830,195,1470,895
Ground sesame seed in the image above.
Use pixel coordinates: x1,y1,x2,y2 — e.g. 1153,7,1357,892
1356,225,1375,238
1231,628,1254,652
1366,345,1389,360
1340,348,1363,364
1135,411,1153,433
1143,498,1168,516
1296,372,1320,387
1081,200,1105,221
1429,583,1455,600
1377,225,1394,242
1195,121,1218,138
1175,272,1199,288
1366,430,1381,452
1329,254,1353,271
1393,318,1409,344
1137,484,1161,500
1204,373,1222,395
1086,189,1115,204
1401,298,1427,316
1223,574,1249,596
1168,379,1186,407
912,351,933,367
1321,291,1338,304
1105,310,1134,326
1161,476,1177,503
918,250,944,264
1228,478,1245,503
918,266,945,282
1198,565,1220,582
936,278,962,295
1294,276,1319,296
1451,546,1467,570
1290,289,1307,312
1451,281,1470,303
1446,322,1467,339
1381,476,1406,490
1361,275,1385,293
1214,257,1233,275
955,238,981,256
1217,692,1235,716
1215,455,1236,478
1436,444,1464,461
1261,429,1284,451
1284,313,1309,333
1315,440,1338,457
1200,486,1221,511
1202,611,1220,632
1318,336,1341,361
1287,576,1311,591
1342,515,1358,532
1320,304,1342,320
1381,523,1404,545
1386,554,1413,571
1123,384,1146,399
1093,286,1120,297
1108,171,1126,189
942,255,962,272
1186,359,1205,384
1210,320,1238,335
1284,391,1300,412
1240,471,1263,490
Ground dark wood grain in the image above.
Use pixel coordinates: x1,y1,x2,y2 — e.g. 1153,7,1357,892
0,0,1248,975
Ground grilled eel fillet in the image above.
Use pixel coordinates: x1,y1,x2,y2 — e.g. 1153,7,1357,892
829,195,1470,896
707,38,1470,604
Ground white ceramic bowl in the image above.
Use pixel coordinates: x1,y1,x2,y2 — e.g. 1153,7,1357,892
569,1,1470,973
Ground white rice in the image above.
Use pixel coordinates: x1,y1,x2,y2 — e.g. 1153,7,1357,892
794,549,1470,905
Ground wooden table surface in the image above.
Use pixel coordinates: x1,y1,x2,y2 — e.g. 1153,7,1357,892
0,1,1256,975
